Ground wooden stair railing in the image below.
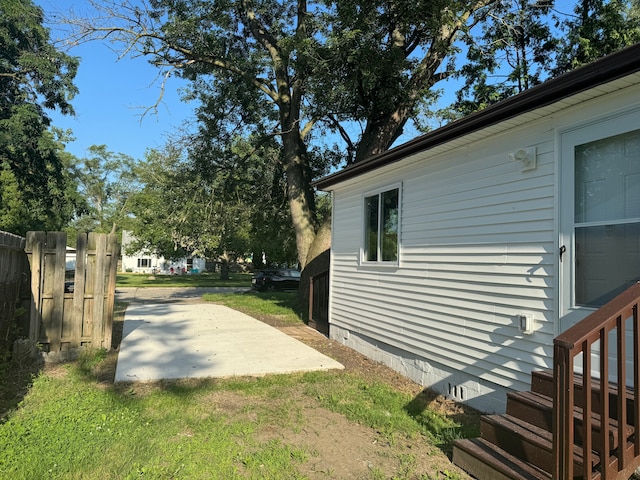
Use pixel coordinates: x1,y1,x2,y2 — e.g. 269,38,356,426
554,282,640,480
452,282,640,480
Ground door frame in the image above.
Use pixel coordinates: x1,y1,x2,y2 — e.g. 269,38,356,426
557,105,640,336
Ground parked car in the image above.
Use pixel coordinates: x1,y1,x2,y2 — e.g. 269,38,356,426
251,269,301,291
64,269,74,293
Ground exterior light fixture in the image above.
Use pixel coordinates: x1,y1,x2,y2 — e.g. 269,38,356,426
509,147,537,171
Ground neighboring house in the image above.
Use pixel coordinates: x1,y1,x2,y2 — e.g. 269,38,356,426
65,246,76,271
120,230,206,274
314,44,640,414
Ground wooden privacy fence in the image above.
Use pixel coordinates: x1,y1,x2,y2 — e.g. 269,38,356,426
25,232,120,353
0,231,29,354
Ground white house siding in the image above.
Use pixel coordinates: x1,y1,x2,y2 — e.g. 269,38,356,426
121,253,206,275
328,80,640,413
120,231,206,274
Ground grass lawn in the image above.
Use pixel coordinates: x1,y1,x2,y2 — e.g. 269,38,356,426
202,291,307,324
0,292,476,480
116,272,252,288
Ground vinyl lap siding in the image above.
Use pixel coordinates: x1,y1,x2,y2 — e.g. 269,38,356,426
330,123,556,393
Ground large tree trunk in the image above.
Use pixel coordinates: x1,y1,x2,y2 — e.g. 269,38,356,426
355,110,411,162
241,0,319,268
282,131,318,269
306,214,331,264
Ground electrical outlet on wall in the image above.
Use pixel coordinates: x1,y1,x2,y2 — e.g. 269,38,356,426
519,313,535,334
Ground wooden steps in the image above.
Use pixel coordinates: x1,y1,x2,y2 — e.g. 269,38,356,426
453,438,551,480
452,370,637,480
507,391,632,453
531,370,637,426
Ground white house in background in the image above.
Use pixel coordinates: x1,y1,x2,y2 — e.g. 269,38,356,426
65,246,76,271
120,230,206,274
313,44,640,414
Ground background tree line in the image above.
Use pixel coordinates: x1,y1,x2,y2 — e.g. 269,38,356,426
2,0,639,270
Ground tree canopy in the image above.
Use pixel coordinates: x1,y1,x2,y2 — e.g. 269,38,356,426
126,137,301,268
61,0,640,268
0,0,80,234
69,145,137,234
66,0,502,268
454,0,557,114
554,0,640,74
455,0,640,113
0,132,83,235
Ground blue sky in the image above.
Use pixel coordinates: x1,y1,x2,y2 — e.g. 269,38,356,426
36,0,195,161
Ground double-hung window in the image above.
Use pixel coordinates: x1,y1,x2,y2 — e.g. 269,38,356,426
137,258,151,268
363,187,400,263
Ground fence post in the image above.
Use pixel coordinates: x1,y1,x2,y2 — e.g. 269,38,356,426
26,232,45,343
308,275,315,329
103,234,119,349
71,233,87,347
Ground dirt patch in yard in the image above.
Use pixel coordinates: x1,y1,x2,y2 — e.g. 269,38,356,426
210,313,480,479
270,319,479,426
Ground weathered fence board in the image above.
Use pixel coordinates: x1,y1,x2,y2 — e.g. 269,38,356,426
38,232,66,351
91,234,106,347
71,232,87,347
27,231,45,343
0,231,29,355
105,234,118,349
25,231,119,352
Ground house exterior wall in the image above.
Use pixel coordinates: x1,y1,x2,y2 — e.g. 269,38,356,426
120,231,206,274
327,82,640,413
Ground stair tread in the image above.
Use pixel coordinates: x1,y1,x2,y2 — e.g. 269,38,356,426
483,413,553,446
509,389,622,425
507,390,574,429
507,390,553,414
481,413,598,469
453,437,552,480
509,390,552,404
532,369,635,397
508,390,634,441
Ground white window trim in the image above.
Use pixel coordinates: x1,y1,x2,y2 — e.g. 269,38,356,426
558,105,640,331
137,258,152,268
360,183,402,267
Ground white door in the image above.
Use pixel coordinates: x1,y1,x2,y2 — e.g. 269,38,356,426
559,109,640,380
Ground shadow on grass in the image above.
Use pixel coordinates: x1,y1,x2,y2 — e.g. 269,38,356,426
0,356,43,422
71,302,127,387
0,303,130,422
404,389,482,458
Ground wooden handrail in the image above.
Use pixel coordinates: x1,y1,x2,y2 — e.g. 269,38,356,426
553,282,640,480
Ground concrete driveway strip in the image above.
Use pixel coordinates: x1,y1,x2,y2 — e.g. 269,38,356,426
115,302,344,382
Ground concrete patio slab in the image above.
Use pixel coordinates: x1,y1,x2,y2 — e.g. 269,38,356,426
114,302,343,382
